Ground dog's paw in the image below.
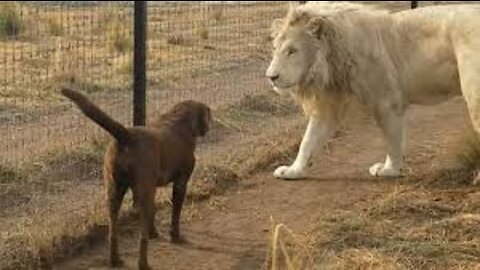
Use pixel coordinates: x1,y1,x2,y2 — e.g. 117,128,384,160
273,165,306,180
369,162,401,178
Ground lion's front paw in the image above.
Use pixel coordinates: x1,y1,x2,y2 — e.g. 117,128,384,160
273,165,306,180
369,163,401,178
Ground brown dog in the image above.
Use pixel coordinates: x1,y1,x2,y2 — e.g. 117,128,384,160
61,88,211,270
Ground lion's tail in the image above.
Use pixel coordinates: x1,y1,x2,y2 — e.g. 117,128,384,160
61,88,130,144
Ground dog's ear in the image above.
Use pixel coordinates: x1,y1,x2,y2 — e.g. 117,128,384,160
192,106,211,137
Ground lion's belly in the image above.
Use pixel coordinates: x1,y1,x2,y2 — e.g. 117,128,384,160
401,33,461,106
405,60,461,105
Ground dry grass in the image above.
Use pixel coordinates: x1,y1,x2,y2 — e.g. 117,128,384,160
117,55,133,75
190,165,240,199
236,93,300,116
166,33,186,45
265,219,316,270
96,5,133,53
0,199,107,270
305,179,479,269
454,126,480,171
213,8,224,22
0,2,25,38
108,20,132,54
0,140,106,269
0,164,27,184
195,21,209,40
219,93,300,124
320,248,406,270
47,14,64,37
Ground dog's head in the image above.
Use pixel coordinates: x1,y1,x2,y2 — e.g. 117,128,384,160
166,100,212,137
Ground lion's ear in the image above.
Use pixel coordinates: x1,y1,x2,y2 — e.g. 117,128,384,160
270,18,284,40
306,17,328,39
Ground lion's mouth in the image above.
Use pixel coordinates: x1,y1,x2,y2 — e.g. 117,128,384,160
271,81,296,90
270,83,296,96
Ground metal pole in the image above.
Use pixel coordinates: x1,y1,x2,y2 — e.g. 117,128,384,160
411,1,418,9
133,1,147,126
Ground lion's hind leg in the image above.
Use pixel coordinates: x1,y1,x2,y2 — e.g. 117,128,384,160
455,37,480,185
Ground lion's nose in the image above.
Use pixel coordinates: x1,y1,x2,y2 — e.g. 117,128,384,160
268,74,280,82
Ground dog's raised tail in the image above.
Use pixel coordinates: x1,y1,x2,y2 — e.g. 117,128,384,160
61,88,129,144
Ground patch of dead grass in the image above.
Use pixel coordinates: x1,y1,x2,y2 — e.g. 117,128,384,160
265,218,316,270
0,2,25,39
47,13,63,37
190,164,240,200
308,177,480,269
267,131,480,269
320,248,406,270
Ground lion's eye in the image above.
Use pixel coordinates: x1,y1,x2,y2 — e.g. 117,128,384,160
287,48,297,56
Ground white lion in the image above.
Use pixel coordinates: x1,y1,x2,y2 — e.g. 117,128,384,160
265,2,480,181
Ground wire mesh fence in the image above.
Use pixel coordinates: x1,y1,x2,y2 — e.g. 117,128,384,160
0,1,292,164
0,1,456,268
1,1,134,166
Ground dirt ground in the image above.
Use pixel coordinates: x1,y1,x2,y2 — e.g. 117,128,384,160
54,94,475,269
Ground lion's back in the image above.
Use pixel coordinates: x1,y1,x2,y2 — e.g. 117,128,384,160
394,4,480,29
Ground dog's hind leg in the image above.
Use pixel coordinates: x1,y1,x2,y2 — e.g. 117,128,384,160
149,188,159,239
137,182,155,270
106,175,128,267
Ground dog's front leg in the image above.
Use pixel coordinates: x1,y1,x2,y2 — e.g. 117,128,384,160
170,164,193,244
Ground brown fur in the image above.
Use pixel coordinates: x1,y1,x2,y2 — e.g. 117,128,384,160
61,88,211,270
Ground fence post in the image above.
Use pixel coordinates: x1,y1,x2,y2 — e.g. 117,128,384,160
133,1,147,126
411,1,418,9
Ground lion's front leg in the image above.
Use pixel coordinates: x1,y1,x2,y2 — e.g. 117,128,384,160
274,115,333,180
369,107,406,178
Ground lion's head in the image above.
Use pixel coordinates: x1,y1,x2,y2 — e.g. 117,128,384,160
266,5,334,97
265,3,366,101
